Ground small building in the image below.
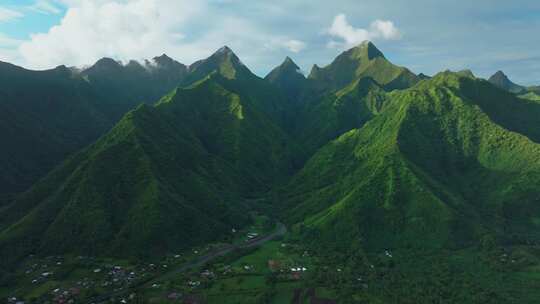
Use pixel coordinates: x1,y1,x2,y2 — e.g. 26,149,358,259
268,260,281,272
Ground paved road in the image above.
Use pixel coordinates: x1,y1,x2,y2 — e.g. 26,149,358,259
88,222,286,303
155,222,286,282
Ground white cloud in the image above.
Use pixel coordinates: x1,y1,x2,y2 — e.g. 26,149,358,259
0,34,23,63
0,7,24,22
0,34,23,48
264,38,306,53
370,20,401,40
16,0,307,70
326,14,401,48
282,40,306,53
19,0,204,69
27,1,62,15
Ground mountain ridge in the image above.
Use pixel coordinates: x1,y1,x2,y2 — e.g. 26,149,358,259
1,42,540,272
308,41,419,93
282,72,540,252
0,73,297,262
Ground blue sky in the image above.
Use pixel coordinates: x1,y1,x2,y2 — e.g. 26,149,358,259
0,0,539,85
0,0,65,38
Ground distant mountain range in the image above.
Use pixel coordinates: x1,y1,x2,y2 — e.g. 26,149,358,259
1,42,539,275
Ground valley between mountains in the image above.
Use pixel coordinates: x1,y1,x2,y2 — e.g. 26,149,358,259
1,41,540,303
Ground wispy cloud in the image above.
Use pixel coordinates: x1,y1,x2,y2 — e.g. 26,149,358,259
0,33,23,47
0,1,62,24
264,38,306,53
0,7,24,22
27,0,62,15
326,14,401,49
281,39,306,53
0,33,23,63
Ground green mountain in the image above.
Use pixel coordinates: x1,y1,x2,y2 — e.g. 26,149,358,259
521,85,540,102
528,85,540,94
282,72,540,252
521,91,540,102
2,41,540,303
418,72,431,80
285,42,420,155
488,70,526,94
308,41,419,93
456,75,540,143
0,55,188,201
184,46,252,84
184,47,293,132
0,62,112,201
264,56,308,102
0,73,296,263
80,54,188,121
294,77,389,154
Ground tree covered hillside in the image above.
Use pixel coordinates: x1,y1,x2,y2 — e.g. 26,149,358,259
0,55,189,201
0,73,296,264
282,72,540,252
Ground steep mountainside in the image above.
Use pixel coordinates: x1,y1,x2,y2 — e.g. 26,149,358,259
295,77,389,154
0,63,112,200
283,72,540,252
265,57,308,102
488,71,526,94
264,56,310,135
183,47,292,131
0,74,296,263
289,42,419,155
455,76,540,143
2,42,540,280
0,56,188,201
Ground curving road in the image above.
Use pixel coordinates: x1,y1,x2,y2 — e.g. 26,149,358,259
88,222,286,303
155,222,286,282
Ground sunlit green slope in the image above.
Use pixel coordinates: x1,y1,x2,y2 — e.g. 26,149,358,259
283,72,540,252
308,41,419,93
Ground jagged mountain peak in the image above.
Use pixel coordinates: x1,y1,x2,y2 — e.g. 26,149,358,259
92,57,123,69
282,56,298,66
148,54,187,72
309,63,321,72
457,69,476,78
81,57,125,76
265,56,307,99
186,46,253,82
209,45,240,61
308,41,418,92
489,70,511,83
216,45,233,54
347,40,385,60
270,56,302,75
152,53,175,66
418,72,431,80
488,70,526,94
125,60,143,68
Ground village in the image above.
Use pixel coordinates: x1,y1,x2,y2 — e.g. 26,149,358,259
2,214,331,303
3,211,535,304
